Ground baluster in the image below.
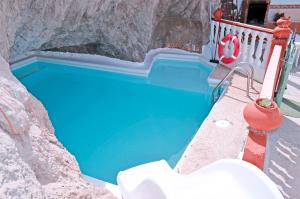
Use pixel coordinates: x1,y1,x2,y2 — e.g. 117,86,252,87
212,21,218,44
224,23,231,36
248,31,259,64
210,21,217,56
215,22,220,44
219,23,226,41
254,32,266,67
231,25,237,35
210,21,214,46
229,25,237,56
237,27,244,59
214,22,221,59
216,23,226,60
224,24,231,56
261,34,273,68
242,29,251,62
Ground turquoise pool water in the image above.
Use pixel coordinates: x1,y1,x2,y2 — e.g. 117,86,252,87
13,58,213,184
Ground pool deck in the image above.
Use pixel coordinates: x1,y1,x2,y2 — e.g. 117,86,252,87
178,64,300,198
264,66,300,199
177,67,262,173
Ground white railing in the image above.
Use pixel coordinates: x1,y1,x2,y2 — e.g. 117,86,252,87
210,19,275,82
260,45,282,100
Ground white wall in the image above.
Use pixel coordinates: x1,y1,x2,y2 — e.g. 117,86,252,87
270,0,300,5
267,0,300,22
230,0,300,23
236,0,243,11
267,9,300,22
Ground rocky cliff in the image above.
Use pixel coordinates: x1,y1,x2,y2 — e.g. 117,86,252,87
0,55,116,198
0,0,214,62
0,1,217,198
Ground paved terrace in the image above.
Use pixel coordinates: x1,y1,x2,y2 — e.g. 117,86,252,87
177,64,300,199
177,66,262,173
265,66,300,199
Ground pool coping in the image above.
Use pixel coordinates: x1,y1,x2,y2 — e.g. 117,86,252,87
10,48,214,76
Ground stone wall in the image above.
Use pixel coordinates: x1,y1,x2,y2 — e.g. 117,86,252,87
0,1,216,198
0,56,116,198
0,0,213,62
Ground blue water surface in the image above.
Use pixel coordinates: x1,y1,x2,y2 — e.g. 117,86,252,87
13,59,213,184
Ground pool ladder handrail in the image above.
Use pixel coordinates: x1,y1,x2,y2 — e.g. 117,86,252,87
212,62,254,104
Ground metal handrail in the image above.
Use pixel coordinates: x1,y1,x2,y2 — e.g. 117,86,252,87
212,65,252,104
236,62,254,89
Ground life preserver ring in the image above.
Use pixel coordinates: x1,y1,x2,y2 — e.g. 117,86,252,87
218,34,240,64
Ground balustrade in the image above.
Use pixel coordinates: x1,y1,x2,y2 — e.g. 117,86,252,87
210,17,274,82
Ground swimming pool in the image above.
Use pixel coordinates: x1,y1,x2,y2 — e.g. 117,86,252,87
13,57,214,184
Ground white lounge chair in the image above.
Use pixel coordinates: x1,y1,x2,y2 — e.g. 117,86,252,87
117,159,283,199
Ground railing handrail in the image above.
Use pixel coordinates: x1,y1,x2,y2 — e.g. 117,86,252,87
212,65,252,104
213,18,274,34
260,45,282,100
236,62,255,88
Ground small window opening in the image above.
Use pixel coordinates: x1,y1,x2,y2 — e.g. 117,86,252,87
247,2,268,26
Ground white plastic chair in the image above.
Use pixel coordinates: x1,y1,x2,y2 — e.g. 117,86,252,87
117,159,284,199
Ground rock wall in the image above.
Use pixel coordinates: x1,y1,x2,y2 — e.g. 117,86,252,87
0,0,213,62
0,1,219,198
0,56,116,198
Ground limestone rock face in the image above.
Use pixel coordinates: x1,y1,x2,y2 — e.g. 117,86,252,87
0,1,215,198
0,56,116,199
0,0,212,62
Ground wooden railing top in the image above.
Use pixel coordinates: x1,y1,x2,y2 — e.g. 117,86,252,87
213,18,274,34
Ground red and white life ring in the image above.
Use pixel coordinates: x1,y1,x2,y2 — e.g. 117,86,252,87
218,34,240,64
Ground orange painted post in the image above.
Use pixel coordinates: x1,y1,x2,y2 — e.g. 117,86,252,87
243,132,267,169
243,99,283,169
213,8,223,21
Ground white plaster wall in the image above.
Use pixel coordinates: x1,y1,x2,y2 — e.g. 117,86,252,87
270,0,300,5
267,0,300,22
267,9,300,22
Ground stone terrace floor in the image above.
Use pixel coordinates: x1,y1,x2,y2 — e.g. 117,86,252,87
177,66,262,173
265,66,300,199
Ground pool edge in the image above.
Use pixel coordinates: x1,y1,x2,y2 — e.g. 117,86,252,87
11,48,219,183
10,49,215,77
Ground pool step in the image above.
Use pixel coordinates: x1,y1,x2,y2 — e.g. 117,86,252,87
208,64,231,86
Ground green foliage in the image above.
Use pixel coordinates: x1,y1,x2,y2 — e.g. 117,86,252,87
273,12,285,22
257,99,273,109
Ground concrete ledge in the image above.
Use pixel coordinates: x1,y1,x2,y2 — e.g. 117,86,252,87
10,48,214,77
260,45,282,99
